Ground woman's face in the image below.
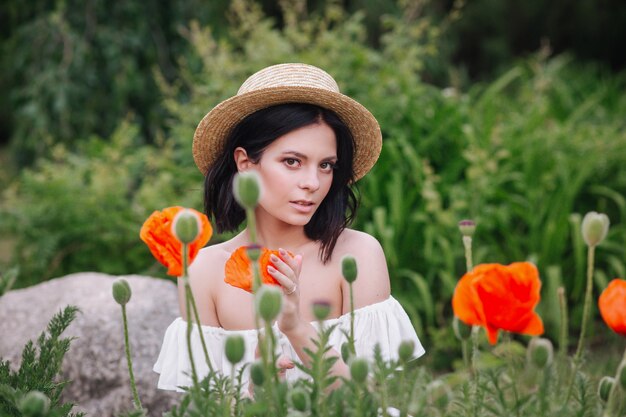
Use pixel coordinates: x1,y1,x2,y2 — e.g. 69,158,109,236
252,121,337,227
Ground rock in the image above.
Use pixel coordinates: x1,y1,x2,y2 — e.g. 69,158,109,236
0,273,182,416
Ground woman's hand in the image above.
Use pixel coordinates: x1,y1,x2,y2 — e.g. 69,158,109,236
266,248,303,333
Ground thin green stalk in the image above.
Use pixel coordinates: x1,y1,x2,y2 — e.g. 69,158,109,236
604,347,626,417
574,245,596,364
184,281,198,385
557,287,568,360
564,245,596,406
463,236,473,272
349,281,356,354
121,304,142,411
182,242,215,376
246,208,257,244
462,340,470,369
471,326,480,417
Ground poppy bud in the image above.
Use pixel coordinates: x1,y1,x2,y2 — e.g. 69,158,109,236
349,358,369,383
112,279,132,306
618,360,626,390
581,211,609,247
250,361,265,386
426,380,452,409
341,342,352,363
458,220,476,237
225,335,245,364
598,376,614,403
312,300,331,321
398,340,415,363
452,316,472,341
172,209,201,244
341,255,358,283
18,391,50,417
527,337,554,368
233,171,261,210
288,388,310,412
255,285,283,322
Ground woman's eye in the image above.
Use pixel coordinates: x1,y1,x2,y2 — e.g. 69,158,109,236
320,162,335,171
284,158,300,167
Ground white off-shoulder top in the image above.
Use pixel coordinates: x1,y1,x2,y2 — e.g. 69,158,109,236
154,296,425,391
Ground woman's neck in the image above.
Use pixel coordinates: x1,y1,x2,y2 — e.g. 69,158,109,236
243,219,313,253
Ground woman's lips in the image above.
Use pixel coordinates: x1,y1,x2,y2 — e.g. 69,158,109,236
289,201,315,213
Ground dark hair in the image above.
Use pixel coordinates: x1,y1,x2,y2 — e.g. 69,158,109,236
204,103,359,263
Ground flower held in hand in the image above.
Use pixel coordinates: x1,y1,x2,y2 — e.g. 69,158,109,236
452,262,544,344
140,206,212,276
224,246,292,292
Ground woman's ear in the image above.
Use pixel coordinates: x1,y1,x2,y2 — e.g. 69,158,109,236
234,147,253,172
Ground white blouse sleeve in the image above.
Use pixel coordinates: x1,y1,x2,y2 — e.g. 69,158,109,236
327,296,425,361
153,318,259,392
154,297,425,389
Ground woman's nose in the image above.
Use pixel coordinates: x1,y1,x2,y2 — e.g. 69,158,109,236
299,168,320,191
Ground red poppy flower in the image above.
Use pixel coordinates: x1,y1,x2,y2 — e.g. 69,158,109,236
140,206,212,277
224,246,292,293
452,262,544,344
599,279,626,337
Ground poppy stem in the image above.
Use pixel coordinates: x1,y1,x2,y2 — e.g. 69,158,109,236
574,245,595,365
349,281,356,355
603,347,626,416
463,236,474,272
183,277,199,386
121,303,143,411
182,241,215,377
557,287,568,360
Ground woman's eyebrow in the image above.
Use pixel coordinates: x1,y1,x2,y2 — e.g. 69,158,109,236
281,150,337,161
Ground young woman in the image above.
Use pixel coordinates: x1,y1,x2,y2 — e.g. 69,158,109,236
154,63,425,390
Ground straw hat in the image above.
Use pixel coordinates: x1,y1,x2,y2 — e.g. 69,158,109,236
192,63,382,181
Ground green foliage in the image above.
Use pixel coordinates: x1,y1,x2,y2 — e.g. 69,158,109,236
2,0,626,345
0,121,203,286
0,305,83,417
0,266,18,296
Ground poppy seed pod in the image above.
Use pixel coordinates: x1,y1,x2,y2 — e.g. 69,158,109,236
172,209,201,244
18,391,50,417
250,361,265,386
341,255,358,283
398,340,415,363
288,388,311,412
452,316,472,341
255,285,283,322
349,357,369,383
426,380,452,409
527,337,554,369
233,171,261,210
312,301,331,321
598,376,615,402
458,219,476,238
225,335,246,365
112,279,132,306
581,211,609,247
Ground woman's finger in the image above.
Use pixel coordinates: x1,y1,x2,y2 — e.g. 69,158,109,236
269,253,296,281
267,265,297,293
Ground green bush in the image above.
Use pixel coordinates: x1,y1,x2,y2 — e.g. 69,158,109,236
0,306,83,417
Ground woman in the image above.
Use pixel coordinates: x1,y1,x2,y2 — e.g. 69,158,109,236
154,63,425,390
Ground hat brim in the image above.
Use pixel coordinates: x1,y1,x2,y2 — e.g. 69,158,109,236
193,86,382,181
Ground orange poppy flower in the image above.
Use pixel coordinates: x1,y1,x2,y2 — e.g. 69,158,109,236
140,206,212,277
599,279,626,337
452,262,544,344
224,246,292,293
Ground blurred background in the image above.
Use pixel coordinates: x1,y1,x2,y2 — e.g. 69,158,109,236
1,0,625,366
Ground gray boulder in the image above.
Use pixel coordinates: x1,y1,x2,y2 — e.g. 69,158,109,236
0,273,182,416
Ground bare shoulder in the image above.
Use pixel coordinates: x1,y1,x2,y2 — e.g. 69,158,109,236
334,228,384,256
335,229,391,311
188,240,234,283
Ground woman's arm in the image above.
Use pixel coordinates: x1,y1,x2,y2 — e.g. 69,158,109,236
177,248,220,326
